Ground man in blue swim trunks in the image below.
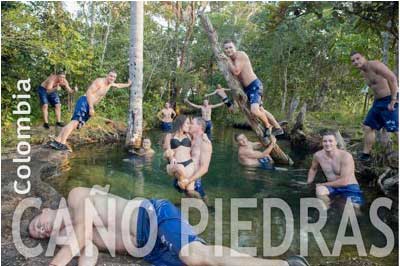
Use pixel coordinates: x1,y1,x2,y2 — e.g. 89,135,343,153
350,51,398,162
157,102,176,132
38,72,76,129
307,131,364,207
222,40,283,137
29,186,309,266
235,133,276,170
48,70,131,151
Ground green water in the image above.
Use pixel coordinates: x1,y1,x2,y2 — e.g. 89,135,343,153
47,127,398,265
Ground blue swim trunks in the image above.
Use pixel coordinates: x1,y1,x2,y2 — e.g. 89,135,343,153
37,85,61,106
71,96,90,129
205,120,212,140
325,184,364,205
258,157,275,170
364,95,398,132
244,79,263,105
136,199,205,266
161,121,173,132
173,179,206,198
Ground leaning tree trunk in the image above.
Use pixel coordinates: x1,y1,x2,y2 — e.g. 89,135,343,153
126,1,144,148
199,11,293,165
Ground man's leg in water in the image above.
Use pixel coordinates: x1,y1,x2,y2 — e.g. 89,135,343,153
362,125,375,154
251,103,271,129
180,241,288,266
55,120,79,144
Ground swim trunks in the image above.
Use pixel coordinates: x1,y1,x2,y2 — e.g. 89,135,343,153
222,97,233,108
161,121,173,132
38,85,60,106
173,179,206,198
136,199,205,266
71,96,90,129
244,79,263,105
364,95,398,132
325,184,364,205
205,120,212,140
258,157,275,170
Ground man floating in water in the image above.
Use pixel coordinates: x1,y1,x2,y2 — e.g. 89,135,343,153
350,51,398,162
307,131,364,207
37,71,76,129
235,133,276,170
48,70,131,151
157,102,176,132
184,97,224,140
29,186,309,266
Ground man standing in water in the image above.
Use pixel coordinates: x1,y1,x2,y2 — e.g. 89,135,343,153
222,40,283,137
184,98,224,140
350,51,398,162
177,117,212,203
48,70,131,151
38,72,76,129
29,186,309,266
307,131,363,206
157,102,176,132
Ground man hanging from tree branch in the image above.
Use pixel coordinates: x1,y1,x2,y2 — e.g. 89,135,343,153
220,39,284,137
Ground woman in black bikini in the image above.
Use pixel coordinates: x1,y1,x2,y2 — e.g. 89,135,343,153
164,115,198,196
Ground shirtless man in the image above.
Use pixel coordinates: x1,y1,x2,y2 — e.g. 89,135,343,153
129,138,155,158
235,133,277,170
350,51,398,161
184,98,224,140
307,131,363,206
205,84,235,112
157,102,176,132
38,72,76,129
222,40,282,137
177,117,213,203
48,70,131,151
29,186,309,266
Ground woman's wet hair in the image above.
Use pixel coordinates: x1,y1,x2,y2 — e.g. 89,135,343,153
172,115,188,133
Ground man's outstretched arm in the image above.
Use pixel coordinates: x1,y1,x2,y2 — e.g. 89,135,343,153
184,98,202,109
307,154,319,184
112,79,132,89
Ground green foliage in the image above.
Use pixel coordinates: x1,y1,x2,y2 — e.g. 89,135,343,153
1,2,398,137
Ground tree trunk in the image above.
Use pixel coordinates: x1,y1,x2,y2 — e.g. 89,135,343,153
100,7,113,69
199,11,293,165
311,80,329,111
281,63,288,113
286,95,299,122
126,1,144,148
90,2,95,47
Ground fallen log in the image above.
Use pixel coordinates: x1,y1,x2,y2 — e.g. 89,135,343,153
199,11,293,165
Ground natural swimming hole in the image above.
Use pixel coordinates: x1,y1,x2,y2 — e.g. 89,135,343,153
45,127,398,265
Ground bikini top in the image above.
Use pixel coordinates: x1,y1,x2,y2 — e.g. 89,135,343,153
170,135,191,149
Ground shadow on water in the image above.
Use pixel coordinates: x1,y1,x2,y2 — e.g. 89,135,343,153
46,126,398,265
